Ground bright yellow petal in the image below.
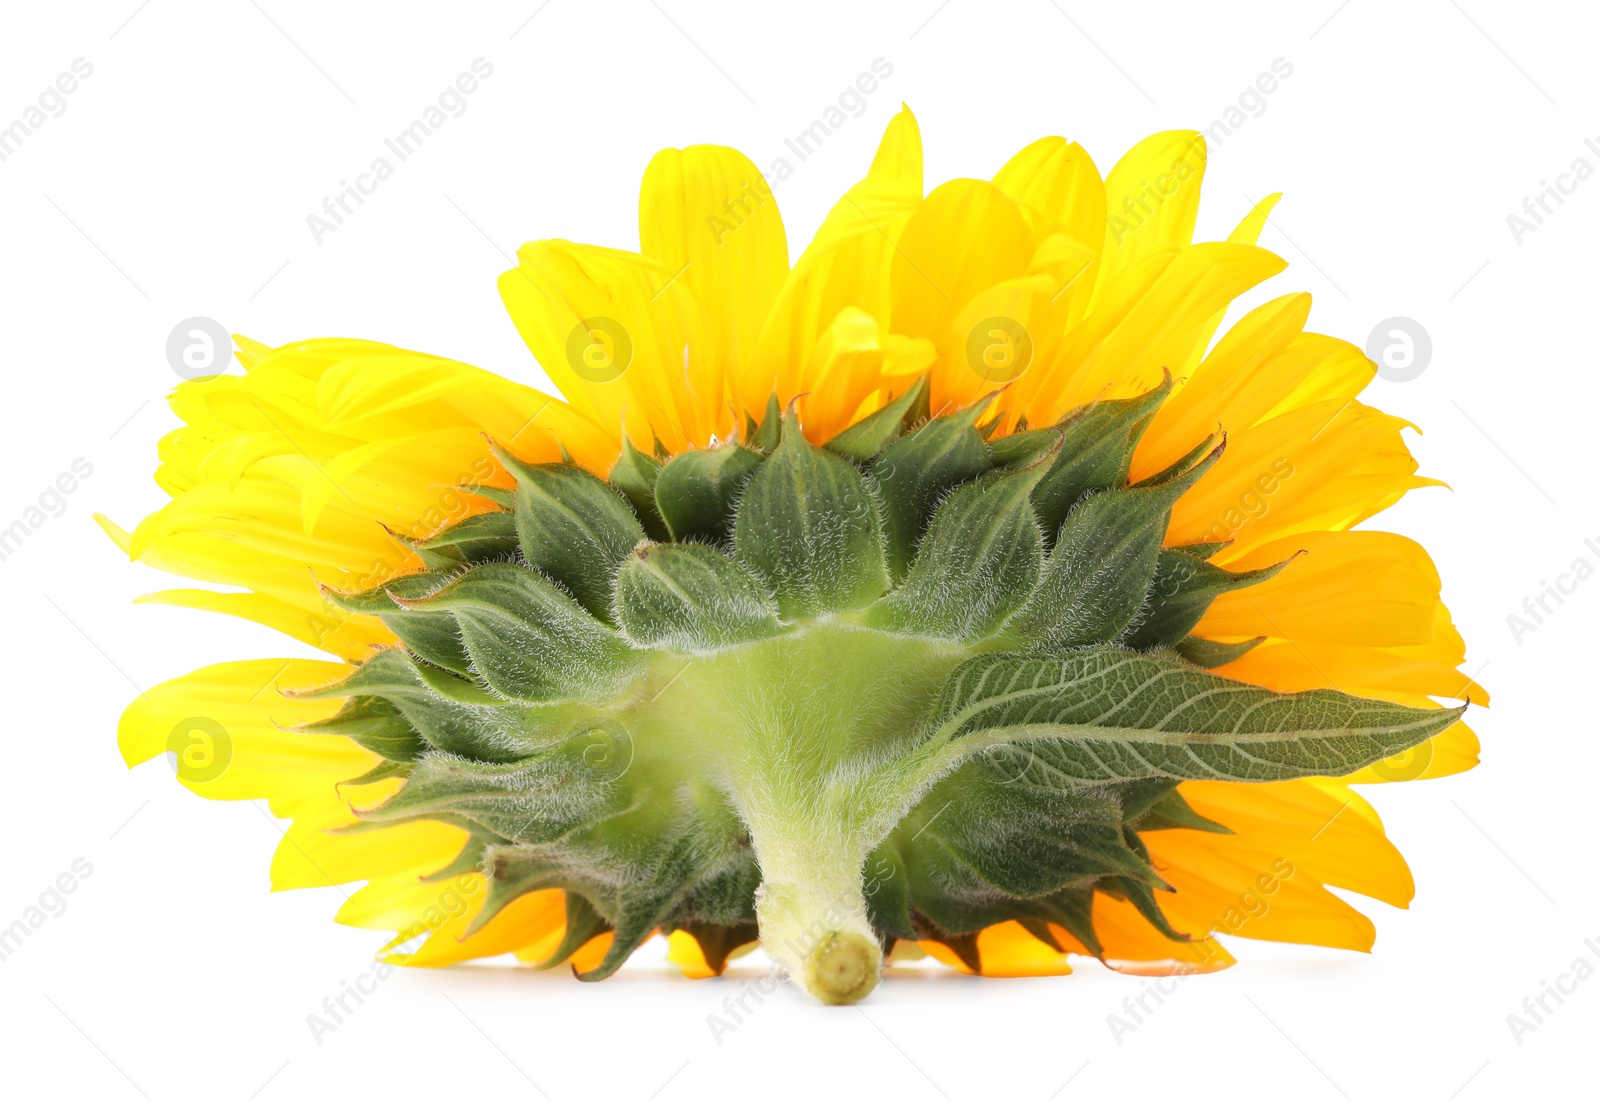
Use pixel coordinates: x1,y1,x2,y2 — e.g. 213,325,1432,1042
639,144,789,402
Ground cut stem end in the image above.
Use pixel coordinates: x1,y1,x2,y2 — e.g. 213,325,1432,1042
805,931,881,1005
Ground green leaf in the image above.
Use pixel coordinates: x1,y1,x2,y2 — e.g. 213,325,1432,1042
824,376,929,462
1173,635,1265,669
396,563,643,703
928,646,1467,782
1029,372,1171,544
496,449,644,623
653,443,763,544
615,543,782,652
862,443,1055,641
868,396,996,582
609,436,669,541
1122,550,1294,650
733,408,890,619
1006,446,1219,649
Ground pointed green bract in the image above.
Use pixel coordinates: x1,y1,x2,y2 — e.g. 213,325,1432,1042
1029,373,1171,544
616,543,782,652
734,409,890,619
294,391,1464,1000
1122,549,1293,650
609,435,668,541
324,573,472,675
869,395,995,581
1006,444,1220,649
862,444,1053,641
408,510,519,570
1174,634,1265,668
653,443,762,544
396,563,643,703
498,451,644,622
825,376,928,462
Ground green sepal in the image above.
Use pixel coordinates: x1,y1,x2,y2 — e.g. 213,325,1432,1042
395,563,643,703
1173,634,1265,669
360,745,630,845
407,510,519,570
418,829,496,882
668,921,759,976
1131,431,1221,490
609,436,669,541
733,407,890,620
1101,876,1188,942
301,695,427,762
338,758,414,787
868,395,996,582
928,646,1468,782
1020,887,1103,957
615,543,782,653
496,448,645,623
1127,785,1232,834
1006,444,1220,649
862,845,917,942
322,573,472,676
463,484,515,510
862,440,1055,641
987,426,1062,470
653,442,763,544
824,375,929,462
574,834,712,983
1171,540,1230,561
295,648,572,763
1122,550,1295,651
1029,372,1172,545
748,393,783,453
895,760,1162,903
912,919,982,972
534,892,611,970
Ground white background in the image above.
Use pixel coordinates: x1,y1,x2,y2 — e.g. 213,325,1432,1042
0,2,1594,1098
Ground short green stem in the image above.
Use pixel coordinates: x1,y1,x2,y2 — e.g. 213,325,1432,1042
753,864,881,1004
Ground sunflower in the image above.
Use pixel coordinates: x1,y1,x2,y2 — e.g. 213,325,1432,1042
104,107,1483,1005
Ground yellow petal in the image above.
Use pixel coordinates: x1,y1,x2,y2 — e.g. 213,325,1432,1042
1195,530,1440,648
499,241,724,451
640,144,789,402
1094,129,1207,307
888,178,1035,412
748,107,924,412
